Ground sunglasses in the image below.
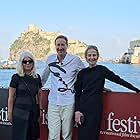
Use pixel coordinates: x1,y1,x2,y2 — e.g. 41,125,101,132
22,60,33,64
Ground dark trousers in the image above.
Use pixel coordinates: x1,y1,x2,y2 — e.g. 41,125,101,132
12,111,39,140
77,112,101,140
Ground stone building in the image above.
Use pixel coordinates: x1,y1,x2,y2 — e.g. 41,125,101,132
129,40,140,64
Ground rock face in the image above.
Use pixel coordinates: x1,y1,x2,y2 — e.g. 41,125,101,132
120,39,140,64
119,53,131,64
130,45,140,64
128,39,140,64
9,24,87,60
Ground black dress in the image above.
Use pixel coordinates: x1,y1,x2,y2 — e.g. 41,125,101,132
74,65,140,140
9,73,42,140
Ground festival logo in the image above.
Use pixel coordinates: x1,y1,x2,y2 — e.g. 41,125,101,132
100,112,140,139
0,106,11,126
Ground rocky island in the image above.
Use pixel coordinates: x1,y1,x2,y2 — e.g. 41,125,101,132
120,39,140,64
9,24,87,61
1,24,105,69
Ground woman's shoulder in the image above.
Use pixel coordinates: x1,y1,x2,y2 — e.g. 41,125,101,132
11,73,20,79
96,65,110,73
79,67,89,73
97,64,107,69
10,73,20,87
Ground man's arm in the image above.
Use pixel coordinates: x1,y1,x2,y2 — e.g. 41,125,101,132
41,65,50,86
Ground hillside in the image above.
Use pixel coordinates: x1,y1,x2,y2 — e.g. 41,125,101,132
9,24,87,60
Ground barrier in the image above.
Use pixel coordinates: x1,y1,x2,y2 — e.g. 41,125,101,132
0,88,12,140
99,92,140,140
0,88,140,140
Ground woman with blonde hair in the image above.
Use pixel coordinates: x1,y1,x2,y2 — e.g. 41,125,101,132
8,51,42,140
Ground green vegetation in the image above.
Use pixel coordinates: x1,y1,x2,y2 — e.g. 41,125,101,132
10,31,52,59
11,39,23,50
9,26,87,60
44,47,51,55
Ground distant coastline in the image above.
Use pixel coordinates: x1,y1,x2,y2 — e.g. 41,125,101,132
0,58,126,70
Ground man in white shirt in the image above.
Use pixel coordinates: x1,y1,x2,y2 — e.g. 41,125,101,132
41,35,85,140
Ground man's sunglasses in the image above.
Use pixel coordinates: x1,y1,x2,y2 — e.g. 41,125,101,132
22,60,33,64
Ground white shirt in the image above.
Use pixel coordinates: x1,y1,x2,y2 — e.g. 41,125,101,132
41,54,85,105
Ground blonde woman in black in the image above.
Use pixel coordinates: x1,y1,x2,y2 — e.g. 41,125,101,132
7,52,42,140
74,45,140,140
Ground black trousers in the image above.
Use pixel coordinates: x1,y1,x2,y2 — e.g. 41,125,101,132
12,111,40,140
77,112,101,140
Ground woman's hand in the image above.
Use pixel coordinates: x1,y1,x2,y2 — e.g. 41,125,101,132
75,111,83,126
7,112,12,123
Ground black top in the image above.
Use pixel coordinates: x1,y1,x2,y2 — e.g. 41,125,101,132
74,65,140,111
10,73,42,111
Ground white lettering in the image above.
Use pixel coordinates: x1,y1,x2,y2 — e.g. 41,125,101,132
42,109,48,125
0,107,11,125
107,112,114,131
133,116,138,134
112,119,121,132
106,112,140,134
120,119,127,132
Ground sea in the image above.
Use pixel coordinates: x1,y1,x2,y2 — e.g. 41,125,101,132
0,61,140,92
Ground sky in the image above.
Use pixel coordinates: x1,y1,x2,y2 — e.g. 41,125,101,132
0,0,140,59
